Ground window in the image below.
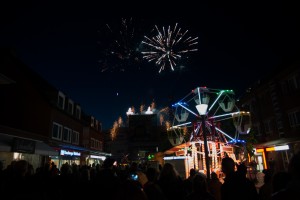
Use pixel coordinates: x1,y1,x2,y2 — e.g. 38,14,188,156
90,138,102,149
99,141,103,151
63,127,72,143
281,75,300,95
67,99,74,115
58,91,65,109
91,138,95,148
75,105,81,119
288,75,299,91
90,139,102,150
72,131,79,144
288,110,300,127
96,140,100,149
250,99,257,116
281,81,288,95
252,123,261,136
296,74,300,89
52,122,62,140
263,120,272,135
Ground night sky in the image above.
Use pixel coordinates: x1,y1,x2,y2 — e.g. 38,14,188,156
1,1,299,129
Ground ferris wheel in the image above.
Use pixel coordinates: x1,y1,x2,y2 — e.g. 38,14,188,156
167,86,251,147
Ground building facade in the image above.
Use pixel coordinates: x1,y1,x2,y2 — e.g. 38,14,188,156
0,49,109,170
105,113,171,165
238,59,300,173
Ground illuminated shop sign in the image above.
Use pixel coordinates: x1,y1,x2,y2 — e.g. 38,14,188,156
163,156,190,160
90,155,106,160
256,145,289,153
256,149,264,153
60,149,81,156
266,145,289,152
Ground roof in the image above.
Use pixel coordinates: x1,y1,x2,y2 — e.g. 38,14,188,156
0,73,15,84
164,142,191,155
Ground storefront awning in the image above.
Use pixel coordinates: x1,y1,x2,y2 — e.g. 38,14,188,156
254,137,300,148
0,132,58,156
35,141,59,156
89,150,112,156
0,138,11,151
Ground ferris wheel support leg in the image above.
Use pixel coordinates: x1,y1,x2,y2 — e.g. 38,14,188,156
202,116,211,179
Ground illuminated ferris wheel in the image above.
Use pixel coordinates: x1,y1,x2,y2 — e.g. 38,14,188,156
167,86,251,147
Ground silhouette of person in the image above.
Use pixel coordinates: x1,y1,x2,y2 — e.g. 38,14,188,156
208,172,222,200
221,157,258,200
185,173,216,200
271,151,300,200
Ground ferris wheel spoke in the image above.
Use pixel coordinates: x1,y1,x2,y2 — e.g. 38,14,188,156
207,90,224,114
214,126,234,140
208,111,241,120
170,121,192,129
177,102,198,117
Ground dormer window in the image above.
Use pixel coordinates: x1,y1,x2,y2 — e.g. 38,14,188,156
95,119,98,130
58,91,65,109
75,105,81,119
99,122,102,131
91,116,95,127
68,99,74,115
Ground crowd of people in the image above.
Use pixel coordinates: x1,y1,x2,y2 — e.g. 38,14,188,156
0,151,299,200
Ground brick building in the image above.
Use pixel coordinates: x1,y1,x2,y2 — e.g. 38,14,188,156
0,49,109,170
238,58,300,172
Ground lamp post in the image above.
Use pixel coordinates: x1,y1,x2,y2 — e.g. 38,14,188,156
196,104,210,179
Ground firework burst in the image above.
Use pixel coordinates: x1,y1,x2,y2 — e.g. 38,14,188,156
98,18,142,72
141,23,198,73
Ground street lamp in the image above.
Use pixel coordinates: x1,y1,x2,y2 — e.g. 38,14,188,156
196,103,210,179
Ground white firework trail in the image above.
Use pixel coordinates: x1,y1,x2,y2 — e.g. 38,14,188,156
141,23,198,73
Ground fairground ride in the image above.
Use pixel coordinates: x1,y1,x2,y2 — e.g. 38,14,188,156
166,86,251,177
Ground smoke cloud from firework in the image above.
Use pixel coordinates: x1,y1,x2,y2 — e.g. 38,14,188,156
98,18,143,72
